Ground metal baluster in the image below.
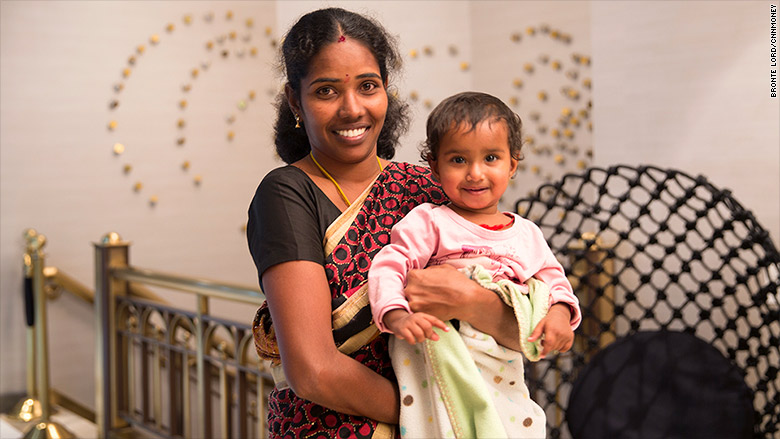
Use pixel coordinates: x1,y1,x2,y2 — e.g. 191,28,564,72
94,232,129,438
182,337,191,439
256,372,265,439
153,327,163,430
23,232,73,439
8,230,42,424
219,342,230,439
196,295,210,438
127,316,137,420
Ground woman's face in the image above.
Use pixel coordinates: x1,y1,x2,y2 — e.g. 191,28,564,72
288,39,388,166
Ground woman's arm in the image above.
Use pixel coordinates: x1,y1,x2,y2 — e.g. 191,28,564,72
405,265,576,354
263,260,399,424
404,264,524,351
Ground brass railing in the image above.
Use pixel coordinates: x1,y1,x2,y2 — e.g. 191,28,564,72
95,232,272,439
10,230,272,439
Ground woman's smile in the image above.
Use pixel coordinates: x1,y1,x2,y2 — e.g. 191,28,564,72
335,126,369,140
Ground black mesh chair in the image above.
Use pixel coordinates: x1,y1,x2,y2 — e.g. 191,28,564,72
515,165,780,439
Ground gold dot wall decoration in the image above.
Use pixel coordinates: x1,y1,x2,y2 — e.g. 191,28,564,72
105,8,275,209
389,22,593,209
499,24,593,209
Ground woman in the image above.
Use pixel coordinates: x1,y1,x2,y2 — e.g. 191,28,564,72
248,8,574,438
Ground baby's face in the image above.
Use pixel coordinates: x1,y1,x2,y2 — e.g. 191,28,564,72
429,120,518,216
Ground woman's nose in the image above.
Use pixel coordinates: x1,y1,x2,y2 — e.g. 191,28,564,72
338,92,363,119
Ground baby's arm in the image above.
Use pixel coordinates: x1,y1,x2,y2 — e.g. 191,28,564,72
527,303,574,358
383,309,449,345
368,204,441,332
523,222,581,356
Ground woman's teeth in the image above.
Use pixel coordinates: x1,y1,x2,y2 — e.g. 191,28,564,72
336,127,367,138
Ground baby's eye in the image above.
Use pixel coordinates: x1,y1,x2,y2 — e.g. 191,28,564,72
485,154,499,162
451,156,466,164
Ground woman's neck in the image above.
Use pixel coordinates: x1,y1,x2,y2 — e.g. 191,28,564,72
295,153,385,209
310,153,383,183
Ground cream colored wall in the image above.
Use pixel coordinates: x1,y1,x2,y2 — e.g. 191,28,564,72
590,1,779,245
0,0,282,406
469,1,595,205
1,0,777,409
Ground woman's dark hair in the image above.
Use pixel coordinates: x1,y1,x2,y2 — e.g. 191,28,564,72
420,91,524,163
273,8,409,164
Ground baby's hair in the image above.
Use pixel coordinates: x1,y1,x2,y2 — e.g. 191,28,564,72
420,91,523,162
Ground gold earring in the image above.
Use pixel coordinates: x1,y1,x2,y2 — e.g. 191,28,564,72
294,114,301,128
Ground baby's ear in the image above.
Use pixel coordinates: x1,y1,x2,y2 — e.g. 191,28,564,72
509,157,519,178
427,156,440,180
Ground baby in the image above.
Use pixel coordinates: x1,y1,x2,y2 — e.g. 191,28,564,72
368,91,580,438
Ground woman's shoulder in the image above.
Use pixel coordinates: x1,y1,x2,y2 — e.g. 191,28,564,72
384,161,446,204
258,164,309,187
388,161,434,178
250,165,331,219
254,165,318,198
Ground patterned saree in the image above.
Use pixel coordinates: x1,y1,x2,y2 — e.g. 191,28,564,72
252,162,446,439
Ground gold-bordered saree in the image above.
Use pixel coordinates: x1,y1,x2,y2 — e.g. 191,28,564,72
252,162,446,439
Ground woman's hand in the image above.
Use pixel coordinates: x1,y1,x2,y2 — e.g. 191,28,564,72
403,265,471,321
404,265,523,351
527,303,574,358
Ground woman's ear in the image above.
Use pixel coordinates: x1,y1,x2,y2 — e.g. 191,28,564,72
284,83,301,116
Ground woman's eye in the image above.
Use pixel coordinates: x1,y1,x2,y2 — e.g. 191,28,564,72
361,81,379,92
316,87,335,97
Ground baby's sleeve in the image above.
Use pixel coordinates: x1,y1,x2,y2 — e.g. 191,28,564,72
368,204,439,333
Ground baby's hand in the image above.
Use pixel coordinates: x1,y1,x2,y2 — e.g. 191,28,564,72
528,303,574,358
384,309,449,345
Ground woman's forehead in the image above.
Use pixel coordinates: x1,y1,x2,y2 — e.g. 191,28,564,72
305,40,380,80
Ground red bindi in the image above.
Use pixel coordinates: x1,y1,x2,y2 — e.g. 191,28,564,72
338,35,346,43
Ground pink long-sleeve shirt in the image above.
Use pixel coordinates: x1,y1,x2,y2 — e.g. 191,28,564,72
368,203,581,333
